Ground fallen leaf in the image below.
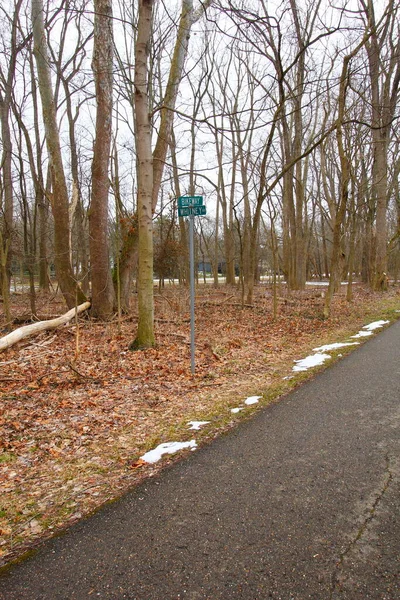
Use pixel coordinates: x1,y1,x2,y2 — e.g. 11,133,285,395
129,459,147,469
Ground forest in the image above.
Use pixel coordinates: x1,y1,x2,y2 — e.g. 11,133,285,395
0,0,399,345
1,0,400,566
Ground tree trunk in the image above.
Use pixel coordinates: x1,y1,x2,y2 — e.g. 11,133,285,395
324,37,368,317
151,0,212,212
361,0,400,289
89,0,115,318
116,0,212,300
170,131,189,285
0,1,23,296
0,99,14,292
31,0,86,308
129,0,155,350
0,232,11,327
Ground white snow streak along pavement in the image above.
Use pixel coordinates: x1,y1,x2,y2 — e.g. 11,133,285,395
292,320,389,373
140,320,391,465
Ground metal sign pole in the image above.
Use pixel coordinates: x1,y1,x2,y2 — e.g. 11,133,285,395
189,214,195,374
177,197,206,375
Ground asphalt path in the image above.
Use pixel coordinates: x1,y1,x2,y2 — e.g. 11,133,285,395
1,320,399,599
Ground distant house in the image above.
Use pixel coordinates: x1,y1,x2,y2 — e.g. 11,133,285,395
198,261,212,274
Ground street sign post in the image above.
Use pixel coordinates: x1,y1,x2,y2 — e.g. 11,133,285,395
176,195,207,374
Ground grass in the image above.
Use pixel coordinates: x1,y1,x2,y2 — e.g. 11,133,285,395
0,453,16,464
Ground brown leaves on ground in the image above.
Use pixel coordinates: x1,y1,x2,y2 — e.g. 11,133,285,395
0,283,398,566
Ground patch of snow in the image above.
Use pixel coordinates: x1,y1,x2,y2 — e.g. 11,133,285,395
362,320,389,331
351,330,373,338
231,407,244,414
187,421,210,430
293,353,331,372
141,440,197,464
313,342,359,352
244,396,262,405
305,281,347,287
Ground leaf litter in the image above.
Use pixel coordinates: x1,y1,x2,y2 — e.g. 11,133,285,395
0,284,398,566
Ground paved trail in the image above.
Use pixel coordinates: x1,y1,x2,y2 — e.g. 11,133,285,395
1,321,399,599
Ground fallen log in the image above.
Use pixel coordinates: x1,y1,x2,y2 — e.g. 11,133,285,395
0,301,91,353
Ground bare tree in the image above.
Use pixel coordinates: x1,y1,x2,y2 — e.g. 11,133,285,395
0,0,24,310
129,0,155,349
151,0,213,212
359,0,400,290
89,0,115,318
324,34,370,317
31,0,86,308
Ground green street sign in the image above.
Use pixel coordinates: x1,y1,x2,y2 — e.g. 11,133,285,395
178,195,203,207
178,205,207,217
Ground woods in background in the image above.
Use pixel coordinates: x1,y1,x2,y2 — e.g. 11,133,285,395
0,0,399,342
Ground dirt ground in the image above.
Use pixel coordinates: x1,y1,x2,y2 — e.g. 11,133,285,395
1,282,399,568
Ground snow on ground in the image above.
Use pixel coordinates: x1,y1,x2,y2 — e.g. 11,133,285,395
141,440,197,464
244,396,262,405
141,397,263,464
305,281,348,286
351,320,389,338
293,320,390,373
141,320,391,466
362,320,389,331
293,353,331,372
313,342,359,352
187,421,210,430
351,330,373,338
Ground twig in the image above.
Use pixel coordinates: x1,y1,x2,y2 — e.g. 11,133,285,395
156,332,189,342
221,303,254,308
67,363,93,379
23,335,58,349
222,294,236,304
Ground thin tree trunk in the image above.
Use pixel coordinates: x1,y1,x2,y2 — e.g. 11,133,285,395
151,0,212,212
170,130,189,285
89,0,115,318
324,36,368,317
0,232,11,327
31,0,86,308
130,0,155,350
0,2,24,296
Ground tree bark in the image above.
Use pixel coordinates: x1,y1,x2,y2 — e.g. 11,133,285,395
118,0,212,301
151,0,212,212
324,32,370,317
0,232,11,327
361,0,400,289
0,1,23,295
31,0,86,308
89,0,115,318
130,0,155,350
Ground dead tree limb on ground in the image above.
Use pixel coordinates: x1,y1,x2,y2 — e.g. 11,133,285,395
0,302,91,352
